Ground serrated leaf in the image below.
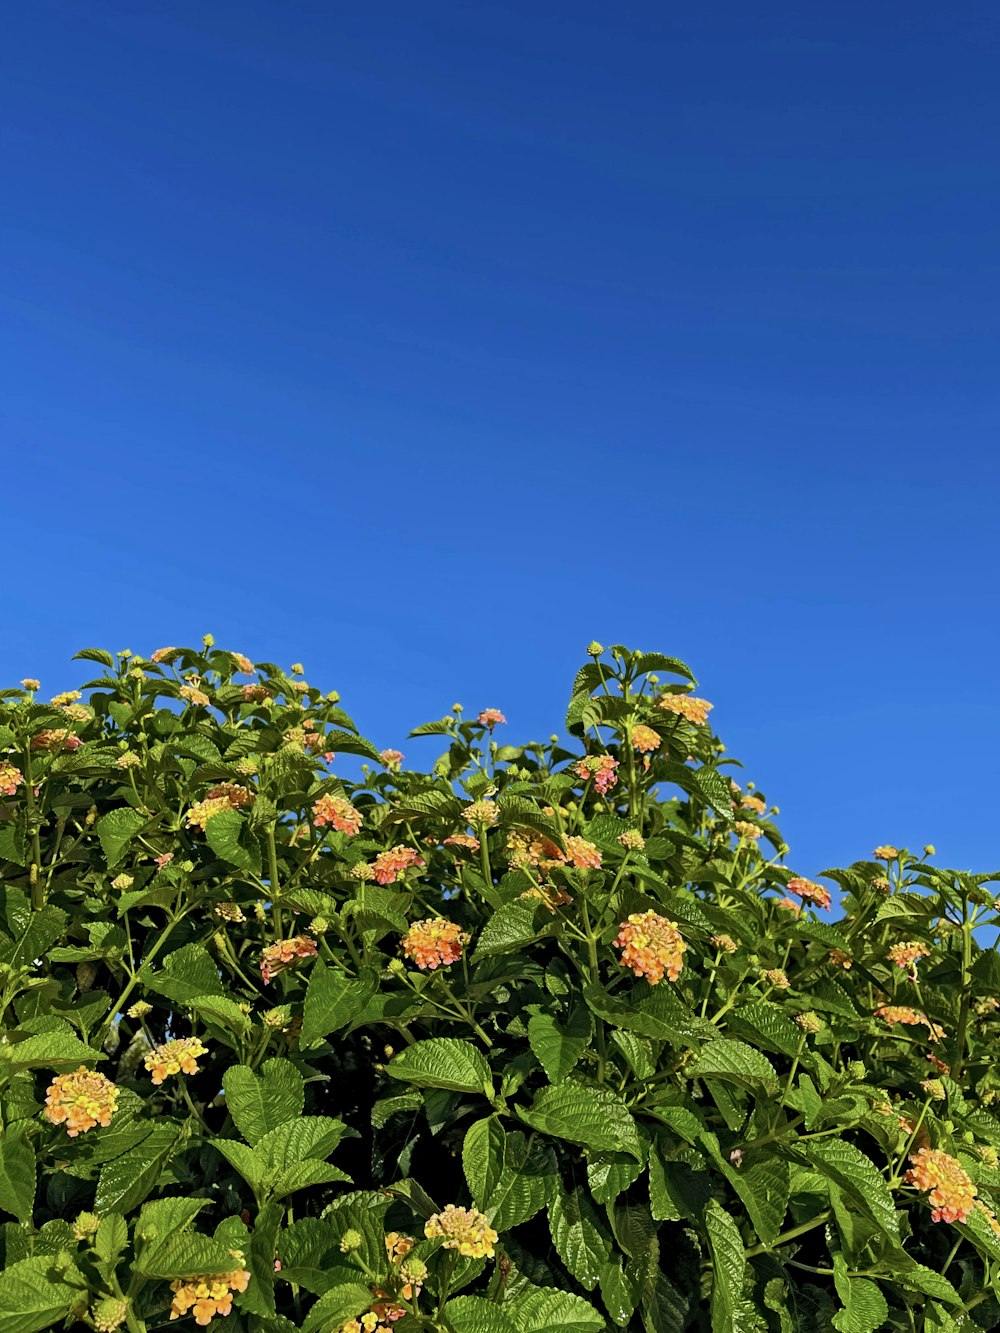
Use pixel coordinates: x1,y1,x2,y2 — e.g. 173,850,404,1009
0,1256,78,1333
0,1124,35,1223
387,1038,493,1095
689,1038,779,1095
223,1061,305,1146
137,1196,209,1239
142,941,224,1003
1,1029,102,1072
73,648,116,667
803,1140,900,1242
549,1187,612,1291
463,1116,506,1209
518,1080,642,1159
832,1257,889,1333
204,809,262,874
726,1001,804,1058
473,899,546,959
528,1007,592,1083
507,1285,605,1333
445,1295,520,1333
300,1283,374,1333
94,1125,178,1214
136,1230,242,1279
96,807,147,866
705,1198,747,1333
301,962,377,1050
486,1132,556,1230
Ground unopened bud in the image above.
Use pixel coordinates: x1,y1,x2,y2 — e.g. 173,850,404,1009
587,641,604,657
339,1229,363,1253
202,634,215,648
72,1212,101,1241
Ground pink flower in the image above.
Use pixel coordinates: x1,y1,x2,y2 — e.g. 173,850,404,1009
380,749,404,771
477,710,507,730
574,754,620,795
372,846,424,885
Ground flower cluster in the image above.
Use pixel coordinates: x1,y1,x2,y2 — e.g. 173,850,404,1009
179,683,210,707
339,1316,393,1333
657,693,713,725
733,821,762,840
711,933,738,954
242,683,271,703
401,920,469,970
205,782,254,810
631,724,661,753
0,761,23,796
785,877,832,910
144,1036,208,1085
506,832,564,873
618,830,645,851
372,846,424,884
91,1297,129,1332
574,754,619,794
887,941,930,975
905,1148,977,1224
443,833,480,851
875,1006,945,1041
186,797,235,829
742,793,767,814
169,1267,251,1325
313,794,363,834
424,1204,498,1258
763,968,790,989
31,728,81,752
230,652,255,674
614,911,686,985
380,749,404,770
43,1067,119,1136
477,709,506,729
874,845,899,860
462,800,499,827
829,948,853,969
564,836,602,869
261,935,319,984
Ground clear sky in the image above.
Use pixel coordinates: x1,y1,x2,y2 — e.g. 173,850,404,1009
2,2,998,882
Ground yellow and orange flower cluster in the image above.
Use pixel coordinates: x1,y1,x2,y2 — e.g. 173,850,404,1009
614,911,686,985
506,832,564,874
462,801,499,827
711,933,738,954
206,782,254,810
631,724,661,754
169,1267,250,1325
144,1036,208,1085
477,709,506,729
229,652,255,674
887,941,930,973
186,797,235,829
905,1148,977,1224
0,761,23,796
443,834,480,852
574,754,619,794
261,935,319,984
657,694,713,726
762,968,790,990
151,647,179,663
339,1315,393,1333
564,836,602,870
372,846,424,884
875,1005,945,1041
874,845,899,860
786,877,832,911
242,683,271,703
179,683,210,707
828,948,853,969
742,793,767,814
380,749,404,770
401,920,469,971
313,794,363,834
424,1204,498,1258
43,1067,119,1136
31,728,81,752
733,821,762,840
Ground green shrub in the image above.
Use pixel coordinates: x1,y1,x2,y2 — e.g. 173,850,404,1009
0,641,997,1332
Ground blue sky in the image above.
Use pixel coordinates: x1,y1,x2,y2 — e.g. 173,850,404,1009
2,1,998,881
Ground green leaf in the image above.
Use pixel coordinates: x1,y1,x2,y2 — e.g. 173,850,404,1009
136,1196,209,1239
143,942,224,1003
832,1257,889,1333
204,809,263,874
256,1116,347,1173
269,1160,352,1201
1,1029,102,1072
549,1187,612,1291
0,1256,78,1333
803,1140,900,1242
473,900,547,959
445,1295,520,1333
223,1061,305,1146
528,1007,592,1083
94,1124,178,1214
583,983,707,1049
518,1080,642,1159
463,1116,506,1209
0,1124,35,1224
486,1132,556,1231
705,1198,748,1333
300,1283,374,1333
301,962,378,1050
726,1001,804,1059
190,994,251,1040
73,648,116,667
387,1038,493,1096
94,1212,128,1267
214,1140,266,1196
506,1286,605,1333
96,807,147,866
633,652,695,681
136,1231,243,1279
689,1038,779,1095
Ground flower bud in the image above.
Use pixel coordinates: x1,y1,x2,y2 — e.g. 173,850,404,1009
339,1229,363,1253
202,634,215,647
587,641,604,656
72,1212,101,1241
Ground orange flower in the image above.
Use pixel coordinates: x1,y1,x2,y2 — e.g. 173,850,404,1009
506,832,564,872
186,797,234,829
0,761,23,796
777,896,802,915
564,836,601,869
875,1005,945,1041
657,694,713,726
313,794,363,835
631,724,661,754
169,1268,251,1325
261,936,318,984
614,911,686,985
43,1067,118,1136
443,834,480,852
874,845,899,860
733,821,762,840
401,920,469,970
905,1148,977,1224
574,754,619,794
887,941,930,975
144,1036,207,1085
31,728,81,752
206,782,254,810
742,793,767,814
477,709,506,729
230,653,255,674
786,877,832,911
380,749,404,770
150,647,179,664
828,948,853,969
242,683,271,702
424,1205,498,1258
179,683,210,707
711,933,738,954
372,846,424,884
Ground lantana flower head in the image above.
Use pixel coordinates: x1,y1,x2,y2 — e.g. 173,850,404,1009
31,728,81,752
43,1067,119,1136
424,1204,498,1258
20,678,40,690
144,1036,207,1085
150,647,179,664
786,877,832,910
763,967,790,990
230,653,255,674
169,1267,251,1325
828,948,853,969
521,882,574,912
874,845,899,860
618,830,645,851
443,833,480,852
380,749,404,770
742,793,767,814
372,846,424,885
733,821,762,840
313,794,363,835
614,911,686,985
905,1148,977,1224
261,935,318,983
205,782,253,810
631,724,661,754
574,754,619,794
875,1005,945,1041
711,933,738,954
401,919,469,971
242,683,271,703
657,694,713,726
49,690,81,707
564,836,601,869
795,1011,822,1034
186,797,234,829
0,761,23,796
477,709,506,729
463,800,499,827
179,683,210,707
91,1297,129,1332
777,896,802,915
506,831,564,873
887,941,931,975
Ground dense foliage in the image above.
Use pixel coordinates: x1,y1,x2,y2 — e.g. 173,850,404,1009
1,641,999,1333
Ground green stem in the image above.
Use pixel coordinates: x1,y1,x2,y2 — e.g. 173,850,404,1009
744,1210,832,1258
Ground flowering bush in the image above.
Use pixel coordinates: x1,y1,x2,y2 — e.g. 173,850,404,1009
1,642,999,1331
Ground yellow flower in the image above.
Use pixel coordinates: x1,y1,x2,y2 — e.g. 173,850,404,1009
710,933,738,954
0,761,23,796
618,830,645,851
657,694,713,725
43,1067,118,1136
874,1005,945,1041
733,821,762,840
169,1268,250,1325
564,836,601,869
424,1204,498,1259
185,797,233,829
874,845,899,860
763,968,790,990
614,911,686,985
144,1036,207,1085
463,800,499,827
887,941,930,974
401,920,469,971
905,1148,976,1223
631,724,662,753
20,678,40,690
